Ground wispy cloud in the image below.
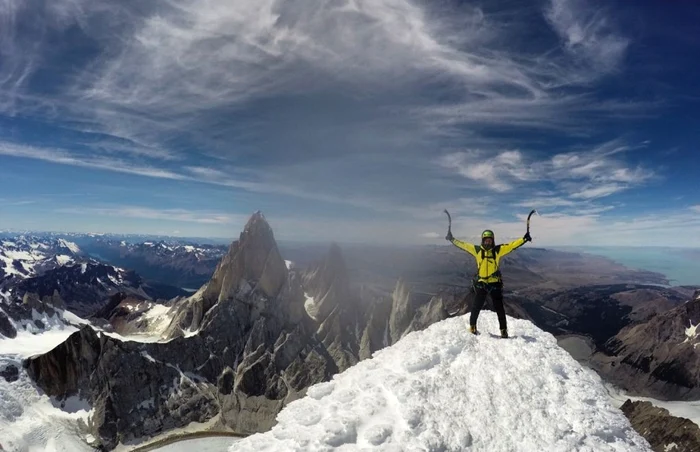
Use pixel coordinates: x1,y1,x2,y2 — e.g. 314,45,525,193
439,139,654,202
0,141,185,180
56,206,243,225
570,183,626,200
0,0,675,244
545,0,629,74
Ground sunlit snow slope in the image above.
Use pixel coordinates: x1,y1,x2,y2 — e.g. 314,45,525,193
233,313,651,452
0,322,94,452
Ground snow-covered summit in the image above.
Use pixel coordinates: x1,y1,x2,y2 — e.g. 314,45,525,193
234,313,651,452
0,236,85,284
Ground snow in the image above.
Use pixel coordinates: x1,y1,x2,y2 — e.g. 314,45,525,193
63,310,90,327
55,254,73,265
233,313,651,452
0,325,94,452
665,443,678,451
285,260,294,270
0,326,78,357
80,262,87,274
3,249,35,261
184,245,195,252
304,293,319,321
58,238,81,254
100,303,173,343
685,321,699,342
150,436,240,451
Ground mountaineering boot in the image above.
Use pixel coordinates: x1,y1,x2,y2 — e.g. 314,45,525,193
470,324,477,335
500,329,509,339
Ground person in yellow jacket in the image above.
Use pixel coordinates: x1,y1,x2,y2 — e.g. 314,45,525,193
446,228,531,338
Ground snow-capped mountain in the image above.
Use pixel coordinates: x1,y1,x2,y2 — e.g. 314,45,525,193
80,239,227,288
0,236,85,287
10,262,186,318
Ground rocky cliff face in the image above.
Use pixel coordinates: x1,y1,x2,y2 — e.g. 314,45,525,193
0,290,69,338
301,243,361,371
592,297,700,400
621,400,700,452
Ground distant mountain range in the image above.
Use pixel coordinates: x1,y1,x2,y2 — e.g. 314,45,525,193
79,239,228,289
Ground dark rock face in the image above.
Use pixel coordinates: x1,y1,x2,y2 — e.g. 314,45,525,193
25,325,219,450
0,292,68,338
0,363,19,382
25,326,102,398
0,309,16,338
513,284,686,349
621,400,700,452
592,298,700,400
302,243,362,371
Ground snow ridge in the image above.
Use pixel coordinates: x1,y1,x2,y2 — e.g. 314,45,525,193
234,313,651,452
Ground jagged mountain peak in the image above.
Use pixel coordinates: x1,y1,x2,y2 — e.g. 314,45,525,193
165,211,292,337
302,243,353,325
209,210,287,300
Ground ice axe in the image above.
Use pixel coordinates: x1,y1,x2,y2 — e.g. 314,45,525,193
526,209,538,239
444,209,452,237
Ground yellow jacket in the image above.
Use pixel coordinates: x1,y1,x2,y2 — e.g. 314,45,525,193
450,237,526,284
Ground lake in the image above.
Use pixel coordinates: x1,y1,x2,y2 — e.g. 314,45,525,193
552,246,700,286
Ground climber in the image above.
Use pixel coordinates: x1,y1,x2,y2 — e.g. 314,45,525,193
446,228,531,338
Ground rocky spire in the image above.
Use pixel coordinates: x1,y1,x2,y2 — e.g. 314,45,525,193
302,243,351,323
165,211,290,337
203,211,288,304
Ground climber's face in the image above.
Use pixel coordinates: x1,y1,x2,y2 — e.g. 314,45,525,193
482,237,494,249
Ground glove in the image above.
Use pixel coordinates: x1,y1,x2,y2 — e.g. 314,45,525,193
446,231,454,241
523,232,532,242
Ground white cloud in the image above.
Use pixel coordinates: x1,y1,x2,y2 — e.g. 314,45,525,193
570,183,626,200
421,232,440,239
0,141,185,180
691,205,700,213
437,149,540,193
438,139,653,200
545,0,629,73
56,206,243,225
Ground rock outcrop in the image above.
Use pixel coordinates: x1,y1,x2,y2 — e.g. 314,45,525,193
621,400,700,452
0,290,70,338
302,243,362,371
592,297,700,400
25,325,218,450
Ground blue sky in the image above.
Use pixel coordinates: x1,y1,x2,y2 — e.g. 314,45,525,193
0,0,699,245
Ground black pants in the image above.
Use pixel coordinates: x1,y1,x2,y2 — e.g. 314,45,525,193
470,284,507,331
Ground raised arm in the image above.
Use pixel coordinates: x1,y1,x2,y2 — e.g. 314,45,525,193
498,236,528,257
449,238,479,257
